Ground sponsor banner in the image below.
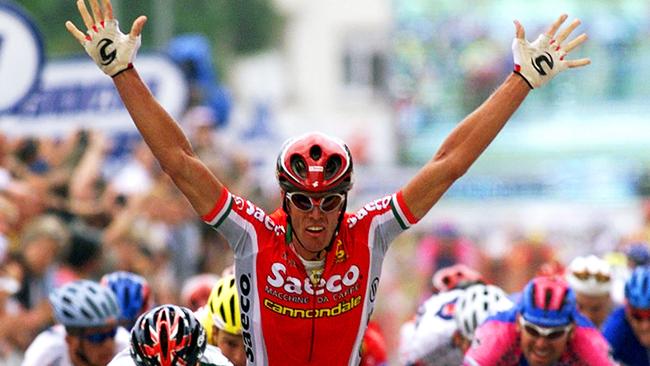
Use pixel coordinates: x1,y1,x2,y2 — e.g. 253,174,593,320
0,54,188,136
0,2,45,113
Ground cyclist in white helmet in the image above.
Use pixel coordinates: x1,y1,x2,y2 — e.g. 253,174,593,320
399,265,486,365
107,304,232,366
565,255,613,328
22,279,130,366
453,283,514,352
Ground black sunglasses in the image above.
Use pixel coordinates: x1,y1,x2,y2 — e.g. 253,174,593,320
286,192,345,213
80,328,117,344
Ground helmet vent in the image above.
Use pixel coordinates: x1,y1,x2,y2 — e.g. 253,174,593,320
290,155,308,179
324,155,342,180
309,145,322,160
543,289,553,310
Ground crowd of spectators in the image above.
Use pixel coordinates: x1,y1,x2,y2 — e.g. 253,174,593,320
2,104,650,363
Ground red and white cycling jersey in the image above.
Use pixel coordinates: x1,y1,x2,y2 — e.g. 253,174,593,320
202,188,418,366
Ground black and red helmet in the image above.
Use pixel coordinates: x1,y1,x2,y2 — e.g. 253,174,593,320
276,132,353,194
130,305,206,366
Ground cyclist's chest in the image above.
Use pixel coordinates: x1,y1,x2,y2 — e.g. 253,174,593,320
255,236,370,312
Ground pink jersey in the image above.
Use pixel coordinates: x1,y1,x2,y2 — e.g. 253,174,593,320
202,188,418,366
463,309,615,366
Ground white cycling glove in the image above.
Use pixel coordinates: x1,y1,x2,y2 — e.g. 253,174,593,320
512,33,568,89
81,19,141,77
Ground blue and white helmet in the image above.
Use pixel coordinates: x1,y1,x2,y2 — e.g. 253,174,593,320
49,279,120,328
626,266,650,309
454,284,513,340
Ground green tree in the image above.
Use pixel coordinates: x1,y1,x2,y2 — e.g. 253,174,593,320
17,0,283,66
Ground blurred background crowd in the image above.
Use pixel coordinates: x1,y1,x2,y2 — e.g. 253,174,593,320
2,0,650,364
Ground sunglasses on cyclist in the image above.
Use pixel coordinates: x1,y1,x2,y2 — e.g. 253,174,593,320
518,317,571,340
80,328,117,344
628,306,650,321
570,270,610,283
286,192,345,213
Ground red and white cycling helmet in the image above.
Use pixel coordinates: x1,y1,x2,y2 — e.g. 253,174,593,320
432,264,484,293
180,273,220,312
130,305,206,366
276,132,353,194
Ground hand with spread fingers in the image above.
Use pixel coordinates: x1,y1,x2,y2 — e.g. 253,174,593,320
65,0,147,77
512,14,590,89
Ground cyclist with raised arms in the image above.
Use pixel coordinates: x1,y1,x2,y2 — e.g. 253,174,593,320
602,266,650,366
22,279,130,366
108,304,232,366
464,276,614,366
65,0,590,364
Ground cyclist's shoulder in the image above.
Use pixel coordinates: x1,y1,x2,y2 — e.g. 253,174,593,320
107,348,134,366
199,344,234,366
346,192,417,229
465,322,520,365
602,306,630,337
23,325,69,365
115,327,132,353
469,310,519,356
27,324,67,350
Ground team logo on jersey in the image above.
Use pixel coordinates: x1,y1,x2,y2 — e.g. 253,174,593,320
238,273,255,363
267,262,360,296
347,195,392,229
334,239,347,263
435,298,457,320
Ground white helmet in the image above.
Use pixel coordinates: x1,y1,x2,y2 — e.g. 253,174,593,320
566,255,612,296
49,280,120,328
454,284,513,341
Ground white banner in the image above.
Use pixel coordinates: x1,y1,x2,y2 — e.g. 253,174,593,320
0,54,188,136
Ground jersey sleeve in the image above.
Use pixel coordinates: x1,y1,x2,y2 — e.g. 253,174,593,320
21,327,68,366
569,325,617,365
202,188,285,258
107,348,136,366
201,344,235,366
346,191,419,254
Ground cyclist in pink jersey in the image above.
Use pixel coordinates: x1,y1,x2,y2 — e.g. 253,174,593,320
66,1,590,364
464,276,615,366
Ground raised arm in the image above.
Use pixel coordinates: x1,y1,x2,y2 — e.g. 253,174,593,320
402,14,590,219
65,0,223,216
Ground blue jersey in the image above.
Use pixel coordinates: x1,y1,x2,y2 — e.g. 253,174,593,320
603,306,650,366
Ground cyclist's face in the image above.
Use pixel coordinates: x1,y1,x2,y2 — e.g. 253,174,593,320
518,317,571,366
626,307,650,347
216,329,246,366
286,192,344,258
574,292,611,328
66,326,117,366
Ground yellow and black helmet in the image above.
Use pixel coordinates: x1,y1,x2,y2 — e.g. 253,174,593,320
204,274,241,336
